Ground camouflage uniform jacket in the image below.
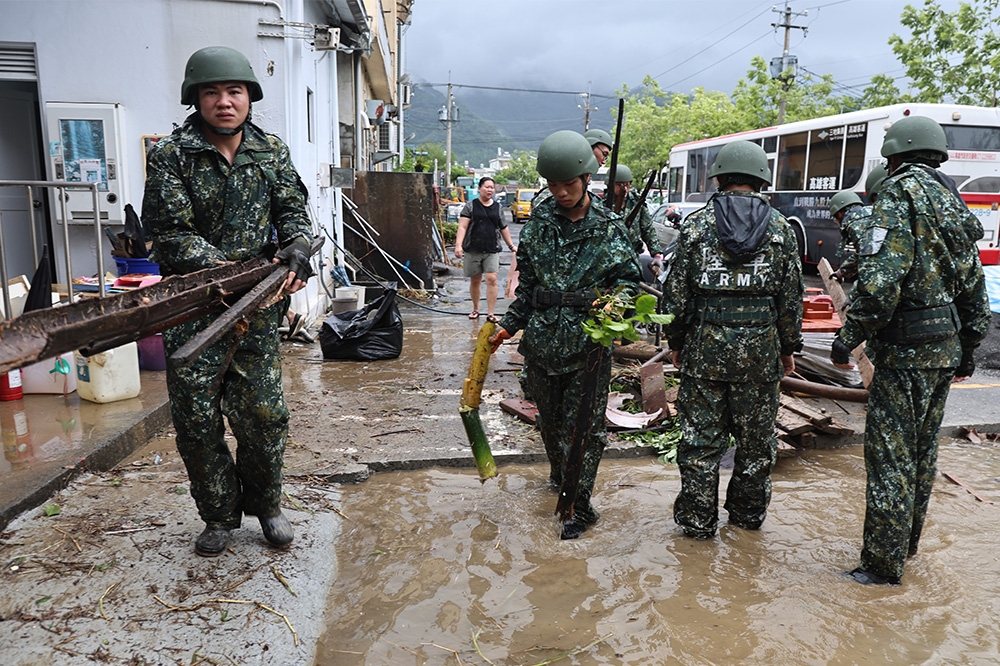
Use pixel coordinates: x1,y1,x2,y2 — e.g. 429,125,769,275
661,190,804,383
836,204,872,280
142,114,310,274
499,196,641,375
623,188,659,255
839,163,991,369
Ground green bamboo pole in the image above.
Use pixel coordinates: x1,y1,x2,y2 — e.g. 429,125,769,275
460,321,498,481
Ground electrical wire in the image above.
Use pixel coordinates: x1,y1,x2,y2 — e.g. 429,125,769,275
319,225,506,317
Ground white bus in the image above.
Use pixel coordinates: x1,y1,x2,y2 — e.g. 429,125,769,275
663,103,1000,269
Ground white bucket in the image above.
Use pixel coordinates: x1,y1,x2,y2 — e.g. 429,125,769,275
21,353,77,394
335,286,365,310
75,342,141,403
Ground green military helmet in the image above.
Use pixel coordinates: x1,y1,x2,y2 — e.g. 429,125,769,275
613,164,633,183
708,141,772,185
536,130,599,181
865,164,889,199
584,128,613,149
181,46,263,106
829,190,863,217
880,115,949,162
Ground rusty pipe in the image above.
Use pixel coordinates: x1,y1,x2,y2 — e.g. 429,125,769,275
780,376,869,403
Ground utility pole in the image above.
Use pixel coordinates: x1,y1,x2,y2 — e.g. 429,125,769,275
771,4,808,125
578,82,597,130
438,81,459,188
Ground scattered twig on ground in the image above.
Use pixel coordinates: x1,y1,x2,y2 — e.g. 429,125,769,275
220,570,257,594
428,642,464,665
528,633,613,666
270,565,297,597
103,526,158,536
282,490,306,512
471,629,496,665
51,526,82,553
153,595,299,646
372,427,424,438
98,581,121,620
386,640,419,656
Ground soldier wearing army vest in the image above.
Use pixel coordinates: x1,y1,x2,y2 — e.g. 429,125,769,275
662,140,804,540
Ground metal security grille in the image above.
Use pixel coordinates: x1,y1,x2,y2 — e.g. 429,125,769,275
0,43,37,81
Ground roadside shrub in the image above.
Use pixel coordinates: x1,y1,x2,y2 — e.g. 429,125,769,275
442,221,458,244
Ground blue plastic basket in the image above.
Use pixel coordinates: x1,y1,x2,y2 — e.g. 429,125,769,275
115,257,159,277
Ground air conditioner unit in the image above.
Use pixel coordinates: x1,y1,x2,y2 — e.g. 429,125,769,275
378,122,397,153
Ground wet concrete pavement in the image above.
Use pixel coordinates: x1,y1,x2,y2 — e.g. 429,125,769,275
3,230,1000,663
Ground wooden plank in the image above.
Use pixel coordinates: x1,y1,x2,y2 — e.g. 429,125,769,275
499,398,539,425
775,406,813,436
819,257,874,387
779,394,832,427
639,361,671,419
814,418,855,437
779,431,816,449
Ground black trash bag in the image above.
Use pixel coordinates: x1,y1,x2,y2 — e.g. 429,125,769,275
23,245,53,313
320,287,403,361
123,203,148,258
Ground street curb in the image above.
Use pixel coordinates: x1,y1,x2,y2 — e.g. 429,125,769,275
0,401,173,532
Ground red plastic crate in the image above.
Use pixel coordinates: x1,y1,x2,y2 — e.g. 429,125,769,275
980,248,1000,265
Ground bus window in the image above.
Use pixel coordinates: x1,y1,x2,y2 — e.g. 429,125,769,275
806,125,843,190
777,132,808,191
943,125,1000,151
668,166,683,202
960,176,1000,192
842,122,868,189
688,146,722,197
762,136,778,153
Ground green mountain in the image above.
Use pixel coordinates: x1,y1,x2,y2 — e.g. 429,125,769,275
405,82,616,168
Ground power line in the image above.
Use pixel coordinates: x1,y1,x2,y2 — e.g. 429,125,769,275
612,1,774,82
421,82,616,99
649,5,774,84
664,29,774,90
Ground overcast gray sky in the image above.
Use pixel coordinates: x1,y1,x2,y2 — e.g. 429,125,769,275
404,0,960,100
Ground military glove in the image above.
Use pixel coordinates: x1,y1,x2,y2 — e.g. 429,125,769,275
488,328,512,354
831,338,852,365
275,238,313,281
955,351,976,378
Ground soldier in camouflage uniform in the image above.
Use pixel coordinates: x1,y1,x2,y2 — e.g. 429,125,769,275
611,164,663,282
585,128,613,167
489,130,640,540
830,165,889,284
142,46,313,557
831,116,991,585
661,141,803,540
829,190,866,283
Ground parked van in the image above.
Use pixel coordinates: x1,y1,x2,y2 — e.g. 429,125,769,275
513,188,537,222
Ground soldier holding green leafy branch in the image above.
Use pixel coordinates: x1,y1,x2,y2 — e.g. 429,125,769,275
488,130,647,540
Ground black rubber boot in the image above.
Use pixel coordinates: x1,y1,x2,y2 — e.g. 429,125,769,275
560,519,588,540
843,567,901,586
259,512,294,547
195,528,231,557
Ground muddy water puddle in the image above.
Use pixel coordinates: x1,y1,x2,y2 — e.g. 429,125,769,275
318,443,1000,665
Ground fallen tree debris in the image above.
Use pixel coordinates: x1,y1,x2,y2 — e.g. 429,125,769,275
941,472,995,504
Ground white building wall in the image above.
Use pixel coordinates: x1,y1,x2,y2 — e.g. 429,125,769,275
0,0,350,323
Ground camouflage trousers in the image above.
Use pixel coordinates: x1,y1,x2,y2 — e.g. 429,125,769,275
673,376,781,538
163,300,289,530
523,349,612,522
859,367,954,580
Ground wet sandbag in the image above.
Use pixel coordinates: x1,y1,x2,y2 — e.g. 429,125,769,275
320,286,403,361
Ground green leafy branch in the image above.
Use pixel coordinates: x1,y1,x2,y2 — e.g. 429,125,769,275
581,289,674,348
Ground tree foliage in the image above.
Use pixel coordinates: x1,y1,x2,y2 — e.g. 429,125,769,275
889,0,1000,105
493,150,540,188
614,60,857,178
